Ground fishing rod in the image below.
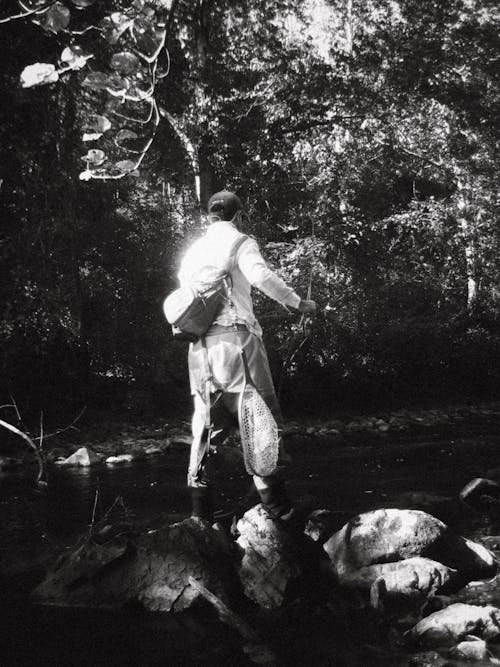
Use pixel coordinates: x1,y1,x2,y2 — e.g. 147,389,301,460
277,220,316,402
276,220,357,400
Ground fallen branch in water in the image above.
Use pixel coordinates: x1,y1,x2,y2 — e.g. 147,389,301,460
0,418,45,484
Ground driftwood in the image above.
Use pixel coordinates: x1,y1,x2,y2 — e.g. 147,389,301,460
187,576,277,665
187,576,258,641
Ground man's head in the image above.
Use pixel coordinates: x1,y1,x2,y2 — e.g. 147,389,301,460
207,190,244,222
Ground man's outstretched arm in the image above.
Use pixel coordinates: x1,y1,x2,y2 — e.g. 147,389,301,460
237,239,317,314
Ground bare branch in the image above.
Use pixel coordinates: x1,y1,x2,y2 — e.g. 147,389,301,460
33,405,87,443
39,410,44,451
0,418,45,484
375,139,445,169
10,393,22,424
234,81,276,122
0,2,52,24
89,488,99,535
63,25,99,36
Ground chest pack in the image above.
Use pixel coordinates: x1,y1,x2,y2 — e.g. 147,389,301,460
163,234,248,342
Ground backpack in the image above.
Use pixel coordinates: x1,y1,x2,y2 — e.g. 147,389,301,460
163,234,248,342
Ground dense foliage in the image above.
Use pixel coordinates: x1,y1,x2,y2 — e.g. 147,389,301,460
1,0,500,424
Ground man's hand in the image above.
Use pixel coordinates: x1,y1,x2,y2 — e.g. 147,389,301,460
298,299,317,315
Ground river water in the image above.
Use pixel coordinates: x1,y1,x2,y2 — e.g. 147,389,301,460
2,420,500,665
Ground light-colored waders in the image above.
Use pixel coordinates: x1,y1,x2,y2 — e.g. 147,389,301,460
187,332,291,521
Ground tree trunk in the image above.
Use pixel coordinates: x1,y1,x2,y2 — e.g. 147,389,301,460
160,0,216,207
195,0,216,206
457,214,478,311
345,0,354,55
162,109,201,204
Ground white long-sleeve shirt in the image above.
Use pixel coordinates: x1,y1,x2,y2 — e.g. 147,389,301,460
178,220,301,337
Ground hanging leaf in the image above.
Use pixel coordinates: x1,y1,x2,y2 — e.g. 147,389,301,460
116,129,139,142
81,149,106,166
100,13,132,44
61,45,82,61
140,6,156,19
106,74,128,95
110,52,140,75
126,83,152,101
60,46,89,71
83,72,128,95
82,132,102,142
104,97,121,115
20,63,59,88
83,115,112,134
115,129,143,152
115,160,137,173
70,0,97,7
132,16,165,62
41,2,71,34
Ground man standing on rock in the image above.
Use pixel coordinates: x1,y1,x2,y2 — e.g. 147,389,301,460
178,190,317,523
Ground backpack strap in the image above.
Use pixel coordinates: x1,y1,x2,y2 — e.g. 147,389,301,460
228,234,249,272
221,234,248,325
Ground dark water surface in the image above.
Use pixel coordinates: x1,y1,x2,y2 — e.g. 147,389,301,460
2,421,500,665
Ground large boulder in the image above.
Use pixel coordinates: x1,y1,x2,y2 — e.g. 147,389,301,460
346,557,457,605
408,603,500,648
33,517,237,612
324,509,497,585
236,504,319,610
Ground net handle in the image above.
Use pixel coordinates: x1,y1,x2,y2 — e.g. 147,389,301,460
240,348,253,386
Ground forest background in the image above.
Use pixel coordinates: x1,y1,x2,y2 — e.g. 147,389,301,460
1,0,499,429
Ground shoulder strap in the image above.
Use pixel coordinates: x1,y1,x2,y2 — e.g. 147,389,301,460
228,234,249,271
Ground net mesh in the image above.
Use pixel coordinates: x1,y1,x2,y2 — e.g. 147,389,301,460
238,385,279,476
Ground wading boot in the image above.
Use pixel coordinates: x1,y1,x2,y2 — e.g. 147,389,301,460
190,486,214,523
